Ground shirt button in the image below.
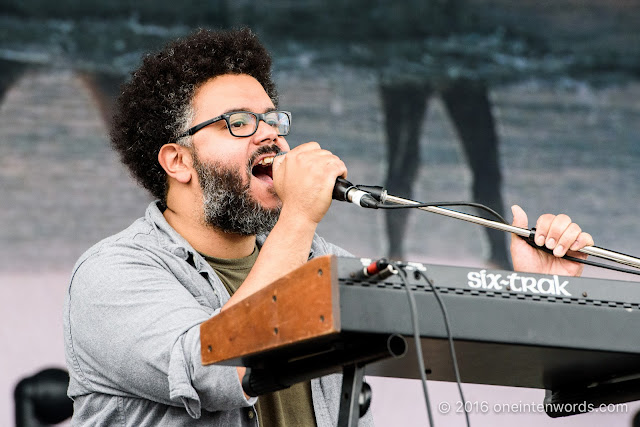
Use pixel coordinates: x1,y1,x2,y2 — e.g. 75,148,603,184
248,409,255,419
173,247,187,259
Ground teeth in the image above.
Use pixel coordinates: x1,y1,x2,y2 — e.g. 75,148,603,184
257,156,274,166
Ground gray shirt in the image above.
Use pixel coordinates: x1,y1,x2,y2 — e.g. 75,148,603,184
63,201,374,426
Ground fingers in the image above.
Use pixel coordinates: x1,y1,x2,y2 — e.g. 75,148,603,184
273,142,346,181
293,145,346,181
290,140,321,152
568,231,594,254
535,213,594,257
511,205,528,229
294,141,347,178
535,214,572,253
272,142,348,224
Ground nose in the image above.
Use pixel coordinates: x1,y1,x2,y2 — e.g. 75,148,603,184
252,119,280,146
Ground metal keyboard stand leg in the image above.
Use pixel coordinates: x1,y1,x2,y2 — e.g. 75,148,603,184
338,363,369,427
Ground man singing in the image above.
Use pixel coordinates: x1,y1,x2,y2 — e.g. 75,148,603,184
63,28,593,426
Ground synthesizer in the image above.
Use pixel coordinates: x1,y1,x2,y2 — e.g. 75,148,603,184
201,255,640,405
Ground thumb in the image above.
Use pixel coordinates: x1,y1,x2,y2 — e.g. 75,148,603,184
271,151,287,183
510,205,531,260
510,204,532,254
272,151,287,173
511,204,529,229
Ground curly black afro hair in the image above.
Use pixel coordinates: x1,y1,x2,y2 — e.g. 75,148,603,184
110,27,278,201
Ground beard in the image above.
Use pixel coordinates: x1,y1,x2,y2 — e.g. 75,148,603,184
192,146,281,236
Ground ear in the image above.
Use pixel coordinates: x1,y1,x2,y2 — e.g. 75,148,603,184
158,143,193,184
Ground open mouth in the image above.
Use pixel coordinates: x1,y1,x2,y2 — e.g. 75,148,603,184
251,155,275,181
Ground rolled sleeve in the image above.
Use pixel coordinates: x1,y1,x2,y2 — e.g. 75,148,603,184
169,320,256,418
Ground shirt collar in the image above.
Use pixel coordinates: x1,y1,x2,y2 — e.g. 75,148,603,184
145,201,206,270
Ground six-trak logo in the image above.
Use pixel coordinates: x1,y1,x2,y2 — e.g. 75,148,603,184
467,270,572,297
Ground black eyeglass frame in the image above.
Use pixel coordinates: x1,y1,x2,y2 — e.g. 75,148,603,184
179,110,292,138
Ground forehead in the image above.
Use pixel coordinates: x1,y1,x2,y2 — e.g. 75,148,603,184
191,74,275,117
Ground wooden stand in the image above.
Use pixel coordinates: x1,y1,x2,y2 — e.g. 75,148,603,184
201,255,340,366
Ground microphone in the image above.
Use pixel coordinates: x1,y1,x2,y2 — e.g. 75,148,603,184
274,151,378,208
332,177,379,208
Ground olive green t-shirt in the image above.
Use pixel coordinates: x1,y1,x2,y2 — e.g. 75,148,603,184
202,246,317,427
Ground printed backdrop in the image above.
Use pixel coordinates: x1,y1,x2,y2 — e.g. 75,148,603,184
1,1,639,425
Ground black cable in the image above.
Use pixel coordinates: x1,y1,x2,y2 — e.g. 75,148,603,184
524,241,640,276
390,262,435,427
561,254,640,275
417,269,471,427
351,181,640,274
376,200,640,276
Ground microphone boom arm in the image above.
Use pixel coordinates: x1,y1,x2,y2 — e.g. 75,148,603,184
382,193,640,270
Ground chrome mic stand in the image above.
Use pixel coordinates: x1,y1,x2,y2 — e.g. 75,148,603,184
381,192,640,270
334,176,640,271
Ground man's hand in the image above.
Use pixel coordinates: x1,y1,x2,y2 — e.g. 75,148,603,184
272,142,347,226
226,142,346,309
510,205,594,276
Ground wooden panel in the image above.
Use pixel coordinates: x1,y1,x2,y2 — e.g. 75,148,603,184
201,255,340,365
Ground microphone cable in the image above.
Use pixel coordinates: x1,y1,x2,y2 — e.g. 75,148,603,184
370,199,640,276
339,178,640,274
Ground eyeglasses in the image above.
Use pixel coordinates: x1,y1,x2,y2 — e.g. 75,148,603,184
180,110,292,138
